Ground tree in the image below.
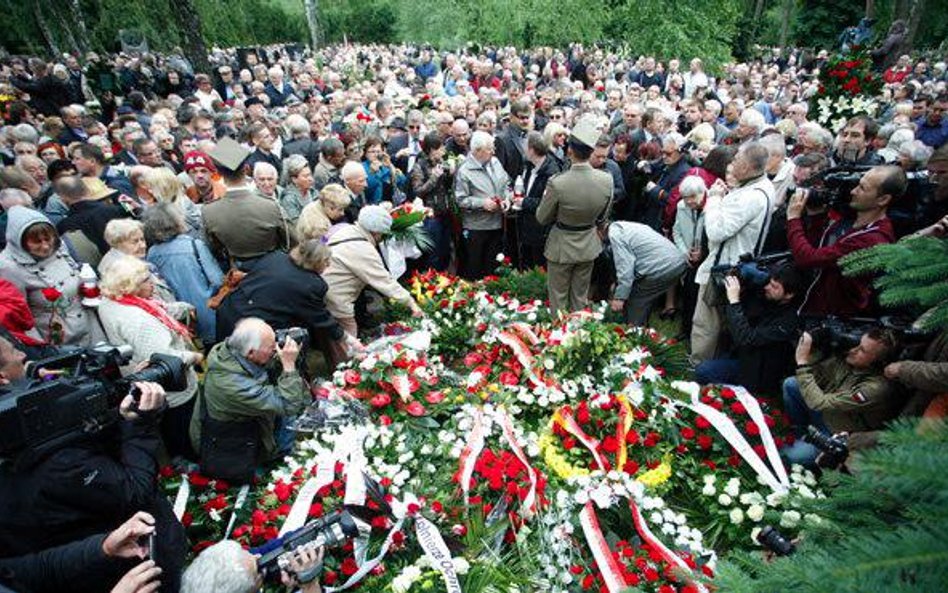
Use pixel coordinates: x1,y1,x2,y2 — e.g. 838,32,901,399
303,0,320,48
167,0,211,74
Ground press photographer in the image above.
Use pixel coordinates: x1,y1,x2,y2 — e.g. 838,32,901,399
181,541,324,593
695,260,803,393
780,328,901,466
188,317,308,484
787,164,905,317
0,337,188,593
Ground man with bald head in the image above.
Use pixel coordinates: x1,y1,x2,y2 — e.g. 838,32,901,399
190,317,306,469
446,119,471,157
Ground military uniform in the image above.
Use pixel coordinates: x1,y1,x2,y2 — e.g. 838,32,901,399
536,159,613,314
796,357,898,433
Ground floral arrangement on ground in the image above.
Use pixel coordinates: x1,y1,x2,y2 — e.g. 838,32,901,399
159,268,827,592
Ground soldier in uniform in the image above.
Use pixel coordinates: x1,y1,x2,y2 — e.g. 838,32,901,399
536,120,614,314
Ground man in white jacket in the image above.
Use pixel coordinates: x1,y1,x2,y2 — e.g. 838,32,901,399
691,142,774,363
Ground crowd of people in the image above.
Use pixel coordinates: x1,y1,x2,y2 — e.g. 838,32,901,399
0,38,946,593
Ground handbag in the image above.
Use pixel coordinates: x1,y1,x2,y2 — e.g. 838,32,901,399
702,189,772,308
198,387,260,484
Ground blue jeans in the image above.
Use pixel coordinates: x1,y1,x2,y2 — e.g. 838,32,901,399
423,215,453,271
780,376,828,467
274,416,297,457
694,358,742,386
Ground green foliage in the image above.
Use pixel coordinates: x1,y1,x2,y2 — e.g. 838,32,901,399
714,419,948,592
481,266,548,304
320,0,398,44
840,236,948,331
791,0,865,51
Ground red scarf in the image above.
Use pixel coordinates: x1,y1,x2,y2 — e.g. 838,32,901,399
114,295,192,339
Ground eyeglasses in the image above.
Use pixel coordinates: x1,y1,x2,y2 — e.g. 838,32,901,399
407,124,421,130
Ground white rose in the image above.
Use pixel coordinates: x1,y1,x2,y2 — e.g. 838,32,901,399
766,492,786,507
780,510,801,528
702,483,716,496
747,504,765,522
452,557,470,575
724,478,740,497
729,508,744,524
717,494,733,506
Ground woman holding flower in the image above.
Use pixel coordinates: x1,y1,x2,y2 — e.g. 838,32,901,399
0,206,94,345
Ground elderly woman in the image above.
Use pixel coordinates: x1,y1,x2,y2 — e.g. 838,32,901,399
411,131,454,270
543,122,569,170
278,154,316,227
362,136,407,205
672,175,709,336
98,255,202,458
324,206,422,356
143,203,223,347
98,217,175,298
144,167,204,239
217,239,362,367
296,183,351,242
0,207,94,345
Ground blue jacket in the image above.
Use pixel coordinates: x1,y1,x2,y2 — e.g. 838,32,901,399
146,235,223,344
362,161,406,205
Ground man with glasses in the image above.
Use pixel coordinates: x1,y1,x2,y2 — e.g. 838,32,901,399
215,66,237,104
387,110,425,179
495,99,533,182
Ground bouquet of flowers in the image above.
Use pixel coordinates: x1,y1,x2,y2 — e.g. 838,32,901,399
812,49,883,132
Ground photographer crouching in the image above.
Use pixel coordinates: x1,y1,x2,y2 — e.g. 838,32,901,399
0,337,187,593
695,261,803,393
780,328,901,467
189,317,308,484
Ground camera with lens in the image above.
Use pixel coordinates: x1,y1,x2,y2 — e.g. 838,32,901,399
788,165,870,210
254,510,369,581
756,524,795,556
276,327,308,349
804,425,849,470
710,251,793,288
802,315,875,354
0,344,187,459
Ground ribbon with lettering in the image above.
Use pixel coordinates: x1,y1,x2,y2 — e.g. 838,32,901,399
414,516,463,593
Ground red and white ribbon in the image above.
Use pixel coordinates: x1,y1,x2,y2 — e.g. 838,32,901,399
508,321,540,346
391,373,412,402
686,399,786,493
730,385,790,489
324,517,405,593
579,502,627,593
496,330,546,388
415,516,463,593
457,408,486,507
498,408,539,517
554,407,607,471
629,499,708,593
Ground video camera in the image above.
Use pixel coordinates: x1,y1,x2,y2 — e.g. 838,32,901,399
788,165,870,210
710,251,793,288
802,315,929,355
0,344,187,459
276,327,308,349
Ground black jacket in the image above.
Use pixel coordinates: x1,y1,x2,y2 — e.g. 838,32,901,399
724,296,800,393
494,123,528,181
0,419,186,593
282,138,320,169
216,251,344,344
10,76,71,117
56,200,131,256
519,156,560,247
244,149,281,175
0,532,124,593
410,153,453,215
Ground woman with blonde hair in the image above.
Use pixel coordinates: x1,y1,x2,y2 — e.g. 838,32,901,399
144,166,203,238
98,217,176,301
296,183,351,242
98,255,202,458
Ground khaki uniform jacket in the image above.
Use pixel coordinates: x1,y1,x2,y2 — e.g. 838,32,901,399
202,187,289,261
797,357,897,433
536,163,613,264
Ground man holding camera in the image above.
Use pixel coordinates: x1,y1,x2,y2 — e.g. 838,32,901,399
781,329,900,466
189,317,307,476
787,165,904,317
0,338,186,593
695,264,803,393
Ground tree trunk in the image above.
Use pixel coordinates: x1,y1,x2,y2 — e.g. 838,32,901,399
31,0,60,57
303,0,320,49
751,0,767,44
903,0,926,49
779,0,794,48
51,0,81,56
865,0,875,18
167,0,211,75
68,0,91,53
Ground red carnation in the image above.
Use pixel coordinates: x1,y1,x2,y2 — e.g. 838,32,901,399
696,416,711,429
188,472,211,488
680,426,696,440
499,371,519,386
340,557,359,576
425,391,445,404
323,570,339,585
370,393,392,408
697,434,713,450
405,401,426,416
274,480,294,502
40,287,62,302
745,421,761,436
720,387,736,399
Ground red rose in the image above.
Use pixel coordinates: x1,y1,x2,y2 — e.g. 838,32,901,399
405,401,426,416
343,369,362,385
745,421,761,436
463,352,484,367
274,480,294,502
323,570,339,585
643,432,660,447
730,402,746,415
181,512,193,527
581,574,595,589
188,472,211,488
340,557,359,576
498,371,519,386
369,393,392,408
379,415,393,426
697,435,713,450
425,390,445,404
40,287,62,302
562,436,576,451
644,567,660,582
392,530,405,545
696,416,711,429
601,435,619,453
308,502,324,517
626,431,640,445
720,387,736,399
680,426,696,440
158,465,175,478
